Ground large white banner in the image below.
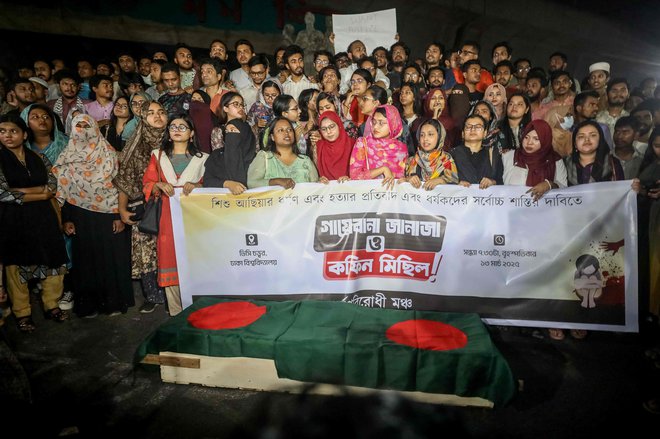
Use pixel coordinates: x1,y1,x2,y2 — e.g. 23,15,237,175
171,181,638,332
332,9,397,54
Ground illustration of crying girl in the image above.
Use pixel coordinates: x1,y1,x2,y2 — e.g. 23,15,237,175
573,254,603,309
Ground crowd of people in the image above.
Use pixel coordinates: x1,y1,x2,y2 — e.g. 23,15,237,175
0,35,657,356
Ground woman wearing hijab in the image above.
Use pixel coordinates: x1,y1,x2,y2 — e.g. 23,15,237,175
484,83,508,121
349,104,409,189
203,118,256,194
53,114,133,318
501,119,567,341
315,111,355,181
189,89,216,154
469,100,506,155
121,92,151,143
502,119,567,199
21,103,74,311
424,88,459,151
20,103,68,165
247,79,282,147
114,101,168,314
0,113,67,332
400,119,458,190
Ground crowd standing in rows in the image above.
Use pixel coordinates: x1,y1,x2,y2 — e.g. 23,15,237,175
0,36,658,346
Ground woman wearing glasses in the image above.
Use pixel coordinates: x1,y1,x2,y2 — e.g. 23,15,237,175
272,94,309,155
343,69,374,128
142,114,208,315
247,79,282,148
315,111,355,181
247,117,320,189
450,114,503,188
101,96,134,151
349,104,408,189
211,92,248,151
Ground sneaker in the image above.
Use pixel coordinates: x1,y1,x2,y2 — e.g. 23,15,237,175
108,311,122,317
139,302,159,314
58,291,74,310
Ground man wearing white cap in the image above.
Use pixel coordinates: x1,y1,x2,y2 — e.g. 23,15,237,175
28,77,49,104
587,61,610,112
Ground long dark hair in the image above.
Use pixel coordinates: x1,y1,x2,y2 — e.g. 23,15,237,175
640,127,660,173
272,94,295,118
217,91,242,125
570,120,611,181
499,92,531,150
298,89,318,123
110,96,134,127
0,112,29,147
395,82,423,118
26,103,57,143
161,113,203,158
265,117,300,156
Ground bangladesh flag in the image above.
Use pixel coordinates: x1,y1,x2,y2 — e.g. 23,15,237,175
136,298,515,407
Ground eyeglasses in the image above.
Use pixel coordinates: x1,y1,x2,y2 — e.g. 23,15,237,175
319,123,338,133
227,101,245,109
131,100,146,107
464,124,485,131
517,66,531,72
404,73,420,79
314,59,329,66
169,124,190,132
114,104,129,109
249,70,266,76
372,119,388,127
0,128,21,135
459,49,477,56
350,78,366,85
360,95,375,102
263,93,279,100
284,106,300,112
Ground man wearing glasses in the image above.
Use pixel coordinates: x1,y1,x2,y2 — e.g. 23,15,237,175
240,55,271,111
282,45,318,102
450,41,494,93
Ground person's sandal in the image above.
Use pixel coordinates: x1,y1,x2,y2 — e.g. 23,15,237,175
44,307,68,323
17,316,36,333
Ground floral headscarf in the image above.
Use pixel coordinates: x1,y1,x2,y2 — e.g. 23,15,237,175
53,114,119,213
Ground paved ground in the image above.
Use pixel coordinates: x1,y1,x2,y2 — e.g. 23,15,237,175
1,288,659,438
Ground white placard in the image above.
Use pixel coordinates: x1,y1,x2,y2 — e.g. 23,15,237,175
332,8,397,54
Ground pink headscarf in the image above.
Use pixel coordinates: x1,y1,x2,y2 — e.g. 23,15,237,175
350,104,408,179
484,83,508,120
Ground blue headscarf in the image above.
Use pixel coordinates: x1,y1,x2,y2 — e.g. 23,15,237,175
20,104,69,164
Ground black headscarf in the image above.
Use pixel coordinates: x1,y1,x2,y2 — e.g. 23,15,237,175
203,119,256,187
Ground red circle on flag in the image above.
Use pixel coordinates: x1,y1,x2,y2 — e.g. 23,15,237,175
187,301,266,330
386,319,468,351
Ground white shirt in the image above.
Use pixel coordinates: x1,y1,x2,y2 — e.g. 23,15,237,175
282,75,318,102
502,150,568,187
230,68,251,90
